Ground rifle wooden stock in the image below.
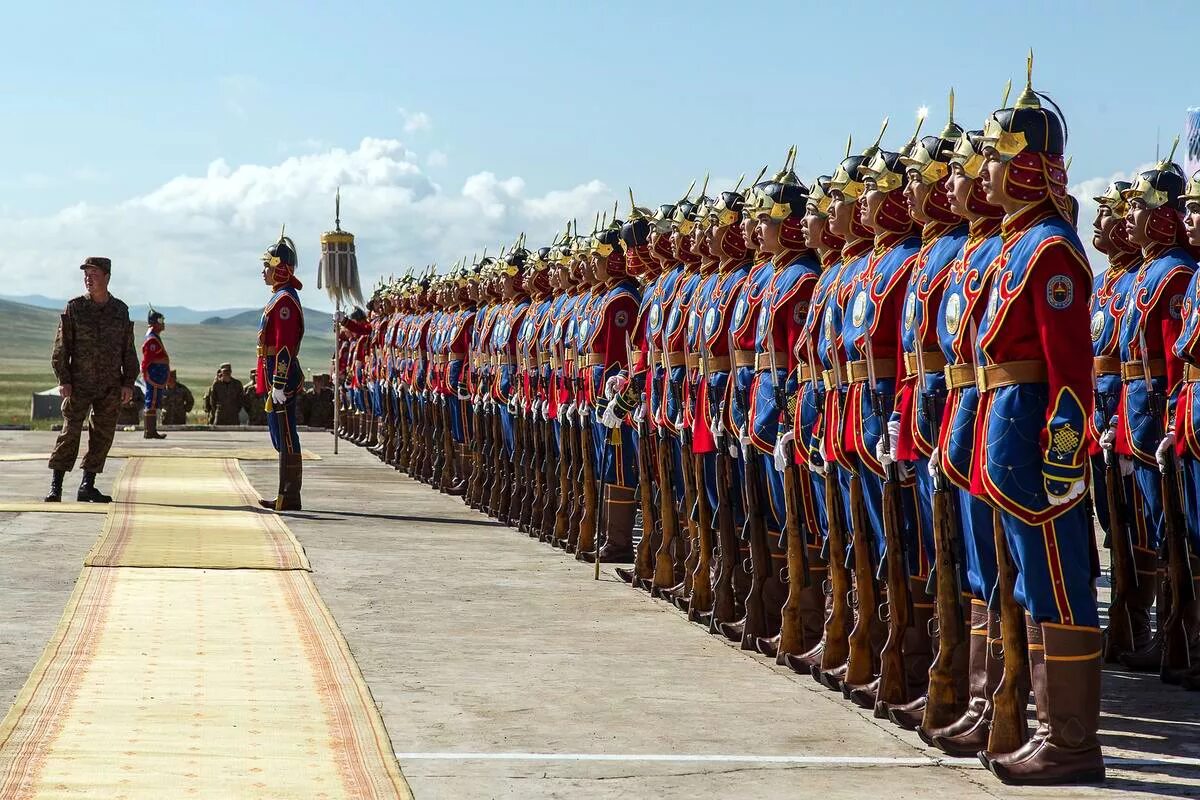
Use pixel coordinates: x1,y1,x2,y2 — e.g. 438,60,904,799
676,434,700,598
632,409,660,583
820,468,853,670
987,511,1029,754
1100,453,1138,658
540,414,559,540
1160,457,1197,676
507,404,527,526
553,411,574,546
576,411,598,555
487,403,505,515
922,479,967,730
440,397,455,491
688,446,715,620
875,472,912,710
652,426,682,590
777,456,815,656
709,450,741,630
496,404,514,523
844,474,880,687
740,452,772,641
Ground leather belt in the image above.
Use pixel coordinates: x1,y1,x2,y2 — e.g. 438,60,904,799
700,355,731,375
1186,363,1200,383
434,354,448,365
685,354,699,371
1121,358,1166,382
448,351,466,361
661,352,686,368
903,350,947,375
257,346,276,357
494,356,515,367
822,368,844,391
755,352,783,372
733,349,755,368
943,363,976,389
976,360,1048,393
1092,355,1120,377
549,357,562,369
538,355,551,367
582,353,607,367
794,363,813,384
846,359,897,384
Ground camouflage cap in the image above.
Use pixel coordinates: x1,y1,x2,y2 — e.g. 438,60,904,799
80,256,112,274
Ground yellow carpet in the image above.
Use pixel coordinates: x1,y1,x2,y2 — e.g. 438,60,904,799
84,459,309,570
0,503,109,514
0,457,411,799
0,448,320,462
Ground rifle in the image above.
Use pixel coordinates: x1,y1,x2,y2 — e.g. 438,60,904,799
553,339,575,547
1140,331,1196,679
628,331,660,585
652,343,684,592
1095,377,1140,660
864,336,913,713
917,344,969,731
664,327,700,601
522,363,543,535
574,364,599,558
737,340,775,649
687,338,716,620
770,337,816,659
707,331,741,628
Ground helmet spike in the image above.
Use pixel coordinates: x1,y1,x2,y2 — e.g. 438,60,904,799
1064,156,1073,172
751,163,769,186
1015,49,1039,108
786,144,797,172
628,186,637,212
1162,134,1181,168
1000,78,1013,110
680,179,696,202
872,117,889,149
844,134,853,159
698,172,710,198
732,173,745,193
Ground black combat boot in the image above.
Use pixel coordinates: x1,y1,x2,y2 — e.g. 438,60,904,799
143,415,167,439
45,469,65,502
77,472,112,503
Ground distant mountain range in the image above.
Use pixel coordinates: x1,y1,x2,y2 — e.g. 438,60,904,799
1,294,332,329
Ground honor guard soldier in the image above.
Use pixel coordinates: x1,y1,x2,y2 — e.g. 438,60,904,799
1100,150,1195,673
972,59,1103,784
47,256,139,503
141,307,169,439
1086,181,1143,663
255,230,306,512
921,129,1006,755
1163,169,1200,690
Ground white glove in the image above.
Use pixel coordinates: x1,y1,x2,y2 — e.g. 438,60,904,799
456,386,471,401
270,387,287,405
1156,433,1176,473
578,403,592,420
507,396,519,414
928,447,941,479
739,426,752,448
876,419,902,467
1098,426,1117,464
604,374,628,400
774,430,794,473
541,400,551,421
562,401,575,421
633,403,646,425
600,400,621,429
1047,479,1086,506
1117,456,1134,477
809,455,827,476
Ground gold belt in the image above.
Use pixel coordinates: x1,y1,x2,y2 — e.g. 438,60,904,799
700,355,731,375
846,359,897,384
582,353,607,367
1121,358,1166,382
1185,363,1200,383
549,356,562,369
944,363,976,389
976,360,1048,393
538,355,551,366
448,351,466,361
1092,355,1120,377
732,349,755,368
903,350,947,375
256,346,276,357
685,354,699,371
661,352,686,368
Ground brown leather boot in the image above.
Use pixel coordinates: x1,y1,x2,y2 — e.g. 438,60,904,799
1118,562,1168,671
259,452,302,511
580,485,636,563
986,623,1104,785
143,414,166,439
981,612,1044,770
928,604,1000,756
1106,546,1159,663
783,580,832,673
882,578,937,727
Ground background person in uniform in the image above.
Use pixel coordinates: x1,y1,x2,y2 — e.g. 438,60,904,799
162,370,194,425
140,307,169,439
243,369,268,425
305,373,335,429
116,384,144,427
204,363,243,425
46,256,138,503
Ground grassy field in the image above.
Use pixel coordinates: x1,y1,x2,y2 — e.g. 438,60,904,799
0,299,334,427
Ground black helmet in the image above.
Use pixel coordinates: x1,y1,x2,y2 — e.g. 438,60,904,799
979,54,1067,159
147,307,165,326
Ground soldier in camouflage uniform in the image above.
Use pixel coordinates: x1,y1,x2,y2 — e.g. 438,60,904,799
47,256,138,503
302,374,335,429
243,369,268,426
116,385,144,427
204,363,243,425
162,370,194,425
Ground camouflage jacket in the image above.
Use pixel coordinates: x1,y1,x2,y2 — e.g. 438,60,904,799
51,295,138,391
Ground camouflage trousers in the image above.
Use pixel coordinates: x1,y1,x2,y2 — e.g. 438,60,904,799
48,386,121,473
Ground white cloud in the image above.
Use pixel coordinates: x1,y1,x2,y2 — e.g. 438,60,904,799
398,107,431,133
426,149,448,168
0,138,613,310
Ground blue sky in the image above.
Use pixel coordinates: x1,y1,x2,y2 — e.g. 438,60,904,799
0,0,1195,310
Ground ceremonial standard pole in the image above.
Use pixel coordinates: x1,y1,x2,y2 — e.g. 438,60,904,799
318,188,363,455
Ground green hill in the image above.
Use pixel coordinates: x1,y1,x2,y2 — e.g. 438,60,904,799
0,298,334,426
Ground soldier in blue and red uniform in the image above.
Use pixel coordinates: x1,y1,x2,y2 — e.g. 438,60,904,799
1165,170,1200,690
141,307,170,439
971,65,1103,784
256,231,306,511
922,129,1007,755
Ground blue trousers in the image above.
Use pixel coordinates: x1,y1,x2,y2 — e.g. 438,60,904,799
144,363,169,411
998,502,1098,627
267,397,301,454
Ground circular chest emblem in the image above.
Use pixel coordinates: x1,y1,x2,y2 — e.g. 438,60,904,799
1170,293,1185,321
794,299,809,325
649,303,662,332
553,320,564,339
851,290,868,328
904,291,917,330
614,310,629,328
756,310,769,336
704,307,719,337
579,319,591,341
732,297,748,327
667,307,681,334
987,287,1000,321
823,305,835,341
279,306,291,321
1090,310,1105,343
945,292,962,335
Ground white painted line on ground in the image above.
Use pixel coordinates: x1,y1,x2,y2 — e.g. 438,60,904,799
393,752,978,767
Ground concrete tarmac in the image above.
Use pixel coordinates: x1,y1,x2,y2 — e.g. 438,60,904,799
1,428,1197,799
